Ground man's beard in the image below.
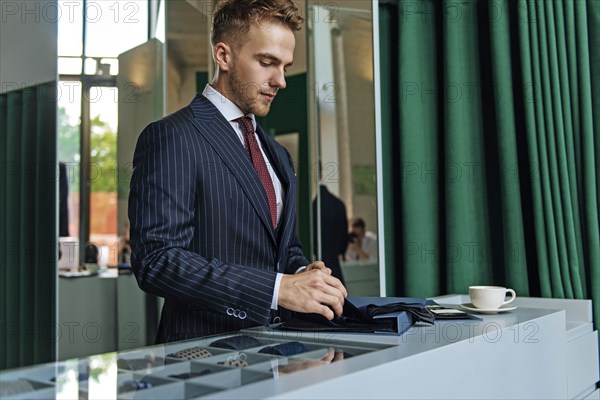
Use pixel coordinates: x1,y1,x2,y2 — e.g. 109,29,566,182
229,69,272,117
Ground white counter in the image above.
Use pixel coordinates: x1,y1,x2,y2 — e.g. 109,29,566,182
3,296,597,399
229,296,599,399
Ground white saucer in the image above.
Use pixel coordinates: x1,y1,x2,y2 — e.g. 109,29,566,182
459,303,517,314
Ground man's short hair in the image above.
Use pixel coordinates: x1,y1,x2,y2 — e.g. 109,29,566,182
350,217,366,230
211,0,304,48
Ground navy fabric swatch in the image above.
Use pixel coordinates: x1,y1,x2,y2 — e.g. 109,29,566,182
209,335,264,350
169,370,212,380
258,342,309,356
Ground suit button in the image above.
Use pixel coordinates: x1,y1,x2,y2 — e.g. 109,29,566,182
233,309,240,317
239,311,247,320
226,307,234,316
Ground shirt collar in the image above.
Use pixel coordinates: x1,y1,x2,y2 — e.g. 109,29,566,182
202,84,257,131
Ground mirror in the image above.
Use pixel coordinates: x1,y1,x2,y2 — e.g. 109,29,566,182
56,0,381,359
119,0,379,295
123,0,381,296
56,0,162,358
308,1,379,295
59,0,378,277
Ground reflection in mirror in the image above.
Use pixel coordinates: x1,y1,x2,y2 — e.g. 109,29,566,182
309,2,379,295
166,0,211,114
116,0,165,254
117,38,165,252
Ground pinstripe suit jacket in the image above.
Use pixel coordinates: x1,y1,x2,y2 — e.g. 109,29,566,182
128,94,309,343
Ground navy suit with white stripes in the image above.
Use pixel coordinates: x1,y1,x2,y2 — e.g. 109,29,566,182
128,93,309,343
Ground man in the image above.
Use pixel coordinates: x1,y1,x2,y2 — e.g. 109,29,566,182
346,217,378,262
312,182,348,285
129,0,347,343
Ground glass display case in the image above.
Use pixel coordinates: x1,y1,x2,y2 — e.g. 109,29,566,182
2,297,596,399
0,330,392,399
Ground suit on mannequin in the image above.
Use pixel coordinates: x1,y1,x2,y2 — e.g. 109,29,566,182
312,185,348,285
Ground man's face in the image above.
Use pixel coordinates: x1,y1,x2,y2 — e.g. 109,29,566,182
227,21,295,117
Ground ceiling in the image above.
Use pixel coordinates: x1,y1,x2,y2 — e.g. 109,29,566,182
167,0,386,76
165,0,372,76
166,0,210,70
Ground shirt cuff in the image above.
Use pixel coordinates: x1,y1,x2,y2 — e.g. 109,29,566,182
295,266,307,274
271,273,283,310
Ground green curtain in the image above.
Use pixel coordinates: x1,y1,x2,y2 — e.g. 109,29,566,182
380,0,599,327
0,82,57,370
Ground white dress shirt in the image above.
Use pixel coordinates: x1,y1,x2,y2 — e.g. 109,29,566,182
202,84,284,310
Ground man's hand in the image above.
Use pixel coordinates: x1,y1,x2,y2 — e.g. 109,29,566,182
302,261,329,273
278,262,347,320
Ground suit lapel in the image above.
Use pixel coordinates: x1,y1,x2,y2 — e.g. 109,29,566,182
185,94,276,243
254,127,298,270
255,125,290,187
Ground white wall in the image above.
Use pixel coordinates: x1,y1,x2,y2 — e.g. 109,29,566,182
0,0,57,93
166,57,202,115
117,38,165,232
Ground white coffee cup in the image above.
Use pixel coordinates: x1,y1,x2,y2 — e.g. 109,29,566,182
469,286,516,309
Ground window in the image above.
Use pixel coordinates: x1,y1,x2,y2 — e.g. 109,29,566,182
57,81,82,238
57,0,147,266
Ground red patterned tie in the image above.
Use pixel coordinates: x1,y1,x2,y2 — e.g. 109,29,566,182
235,116,277,228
